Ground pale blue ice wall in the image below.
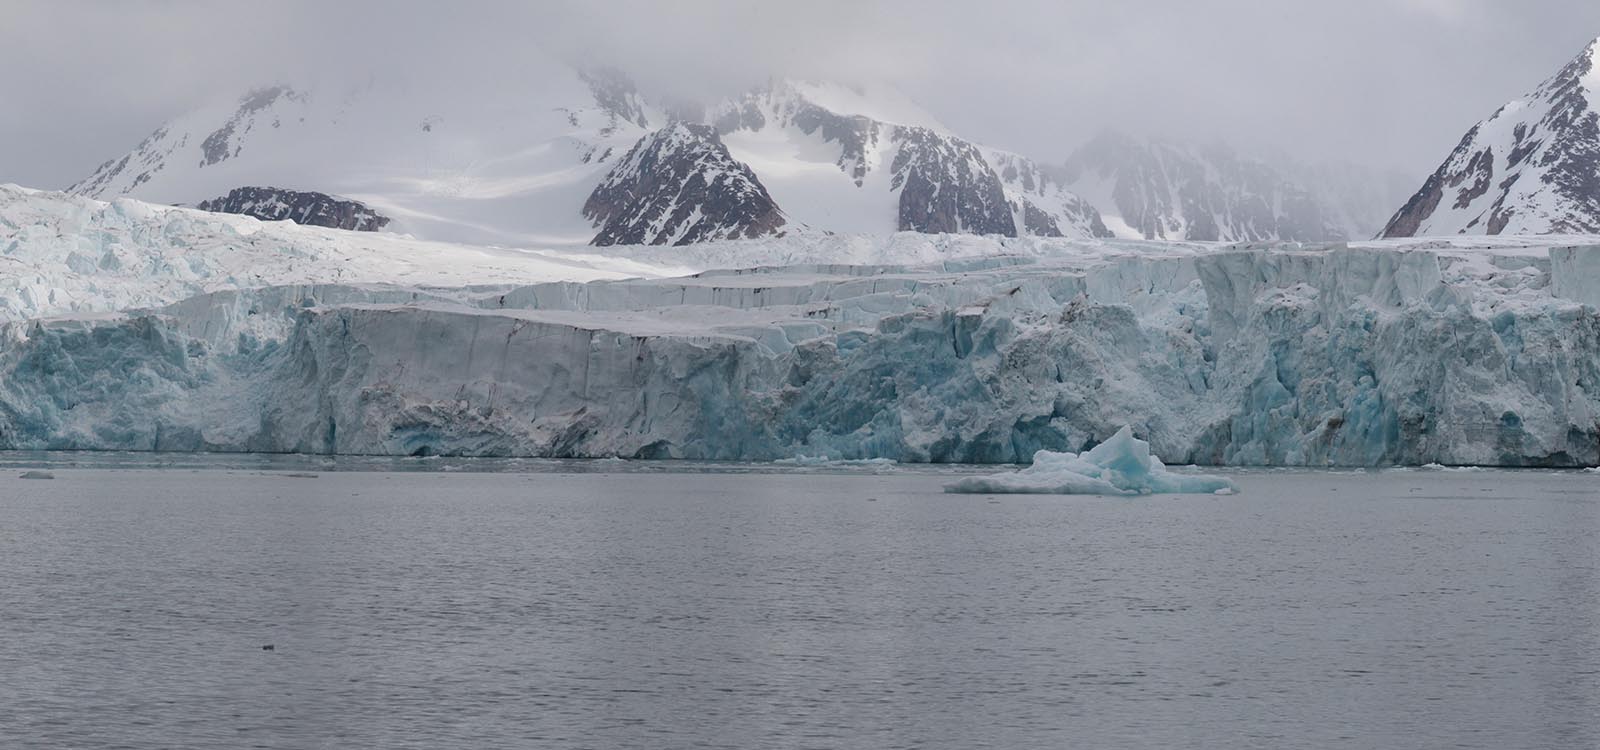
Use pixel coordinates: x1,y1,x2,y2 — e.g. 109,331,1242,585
2,246,1597,466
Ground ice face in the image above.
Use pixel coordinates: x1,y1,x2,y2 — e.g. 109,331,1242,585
943,426,1238,495
2,189,1599,466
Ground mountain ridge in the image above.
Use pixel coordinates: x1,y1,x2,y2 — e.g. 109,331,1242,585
1382,36,1600,237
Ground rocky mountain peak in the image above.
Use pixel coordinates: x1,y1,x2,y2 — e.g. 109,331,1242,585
584,121,786,246
1381,36,1600,237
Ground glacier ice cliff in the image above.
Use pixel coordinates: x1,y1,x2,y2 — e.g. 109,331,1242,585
2,188,1599,466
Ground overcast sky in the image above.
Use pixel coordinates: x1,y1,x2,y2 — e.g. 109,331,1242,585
3,0,1597,189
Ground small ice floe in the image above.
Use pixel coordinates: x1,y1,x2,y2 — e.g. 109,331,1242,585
944,426,1237,496
774,455,898,467
18,470,55,480
1585,466,1600,474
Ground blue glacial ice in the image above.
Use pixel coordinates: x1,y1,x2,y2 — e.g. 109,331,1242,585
2,189,1599,467
944,426,1237,495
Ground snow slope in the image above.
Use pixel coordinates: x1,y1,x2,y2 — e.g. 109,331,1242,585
70,63,657,247
73,72,1111,246
1383,36,1600,236
715,80,1111,239
0,185,683,320
3,188,1598,466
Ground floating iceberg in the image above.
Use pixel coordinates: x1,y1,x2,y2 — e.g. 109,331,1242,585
945,427,1238,495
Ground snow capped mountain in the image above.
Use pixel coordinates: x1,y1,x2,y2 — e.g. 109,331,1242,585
70,69,1110,247
69,62,654,247
1382,37,1600,237
1056,132,1352,242
584,122,786,245
714,80,1112,239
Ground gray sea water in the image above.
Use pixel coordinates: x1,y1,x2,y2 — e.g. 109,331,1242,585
1,456,1596,749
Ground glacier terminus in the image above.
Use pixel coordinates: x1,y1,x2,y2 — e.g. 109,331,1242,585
2,186,1596,467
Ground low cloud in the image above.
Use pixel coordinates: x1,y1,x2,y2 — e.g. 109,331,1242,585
3,0,1596,188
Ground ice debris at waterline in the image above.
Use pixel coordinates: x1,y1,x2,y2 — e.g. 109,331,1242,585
945,428,1238,496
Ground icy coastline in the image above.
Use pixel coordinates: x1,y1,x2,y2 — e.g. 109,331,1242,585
2,188,1598,467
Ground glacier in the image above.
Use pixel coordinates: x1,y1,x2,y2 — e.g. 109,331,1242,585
2,188,1599,466
944,427,1237,495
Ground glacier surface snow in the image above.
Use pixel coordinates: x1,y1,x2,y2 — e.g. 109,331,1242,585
2,188,1599,467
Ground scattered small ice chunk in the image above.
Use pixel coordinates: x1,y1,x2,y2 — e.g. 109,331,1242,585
944,426,1237,496
774,456,898,467
18,470,55,480
1421,462,1446,470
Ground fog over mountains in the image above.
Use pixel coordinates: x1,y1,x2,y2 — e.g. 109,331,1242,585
4,2,1598,245
62,62,1419,246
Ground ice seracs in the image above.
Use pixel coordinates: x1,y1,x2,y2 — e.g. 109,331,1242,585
944,427,1238,495
2,188,1598,467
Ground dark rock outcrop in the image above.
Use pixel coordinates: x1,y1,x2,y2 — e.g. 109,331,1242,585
1382,37,1600,237
890,127,1017,235
584,122,786,246
197,187,390,231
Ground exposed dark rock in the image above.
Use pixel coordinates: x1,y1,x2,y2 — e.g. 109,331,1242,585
197,187,390,231
1382,37,1600,236
989,151,1113,238
584,122,786,246
890,127,1016,235
579,67,650,129
201,87,289,167
715,91,880,186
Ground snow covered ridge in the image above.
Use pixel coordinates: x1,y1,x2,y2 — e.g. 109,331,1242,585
583,122,786,246
1383,36,1600,237
63,66,1116,247
3,188,1599,466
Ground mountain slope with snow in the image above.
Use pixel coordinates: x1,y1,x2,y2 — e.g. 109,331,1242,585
1057,132,1357,242
69,64,657,247
714,81,1112,240
584,122,786,245
1383,37,1600,237
72,72,1110,247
